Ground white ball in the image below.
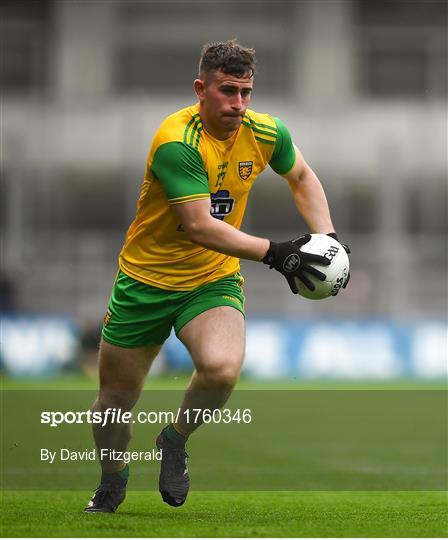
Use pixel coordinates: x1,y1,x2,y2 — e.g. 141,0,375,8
295,234,349,300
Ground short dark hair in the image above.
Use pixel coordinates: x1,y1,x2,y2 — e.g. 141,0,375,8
199,39,256,79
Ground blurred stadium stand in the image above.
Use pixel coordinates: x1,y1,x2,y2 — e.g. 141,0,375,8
1,0,447,377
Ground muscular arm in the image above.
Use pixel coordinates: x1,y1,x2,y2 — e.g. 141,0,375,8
171,199,270,261
282,145,335,234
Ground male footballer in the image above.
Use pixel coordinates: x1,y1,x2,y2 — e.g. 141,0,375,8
84,40,350,512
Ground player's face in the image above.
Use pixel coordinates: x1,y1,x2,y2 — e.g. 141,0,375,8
195,69,253,139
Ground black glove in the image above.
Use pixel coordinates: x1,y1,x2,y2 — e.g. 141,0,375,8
327,232,351,289
262,234,331,294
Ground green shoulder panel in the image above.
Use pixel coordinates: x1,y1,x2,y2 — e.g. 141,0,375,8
151,141,210,204
269,117,296,175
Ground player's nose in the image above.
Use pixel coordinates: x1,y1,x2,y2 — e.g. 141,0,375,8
231,93,243,111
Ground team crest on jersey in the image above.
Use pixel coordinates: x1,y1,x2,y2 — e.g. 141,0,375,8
238,161,253,180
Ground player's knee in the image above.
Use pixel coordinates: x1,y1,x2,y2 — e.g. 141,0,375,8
201,362,240,389
95,389,138,412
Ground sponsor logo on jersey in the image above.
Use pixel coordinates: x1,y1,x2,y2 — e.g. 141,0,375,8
210,190,235,220
238,161,253,180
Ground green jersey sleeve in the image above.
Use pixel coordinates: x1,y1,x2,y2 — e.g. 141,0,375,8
269,117,296,175
151,142,210,204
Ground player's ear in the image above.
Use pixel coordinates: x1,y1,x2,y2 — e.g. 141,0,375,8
194,79,206,100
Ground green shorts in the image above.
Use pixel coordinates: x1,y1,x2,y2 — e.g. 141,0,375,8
102,270,246,348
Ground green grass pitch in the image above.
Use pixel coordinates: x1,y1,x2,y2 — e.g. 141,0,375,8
1,375,447,537
1,490,447,537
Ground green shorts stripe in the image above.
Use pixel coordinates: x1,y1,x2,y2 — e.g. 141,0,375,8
102,271,245,348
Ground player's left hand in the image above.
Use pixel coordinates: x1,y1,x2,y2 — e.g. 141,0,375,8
327,232,351,289
262,234,331,294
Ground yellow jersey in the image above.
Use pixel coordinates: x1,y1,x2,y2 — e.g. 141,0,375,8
119,103,295,290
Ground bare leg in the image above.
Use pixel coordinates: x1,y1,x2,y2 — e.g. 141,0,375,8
175,306,245,436
91,339,161,473
155,306,244,508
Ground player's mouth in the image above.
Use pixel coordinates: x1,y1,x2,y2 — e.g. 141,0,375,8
223,113,243,120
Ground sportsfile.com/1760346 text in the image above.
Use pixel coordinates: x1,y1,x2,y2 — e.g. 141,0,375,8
40,408,252,427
